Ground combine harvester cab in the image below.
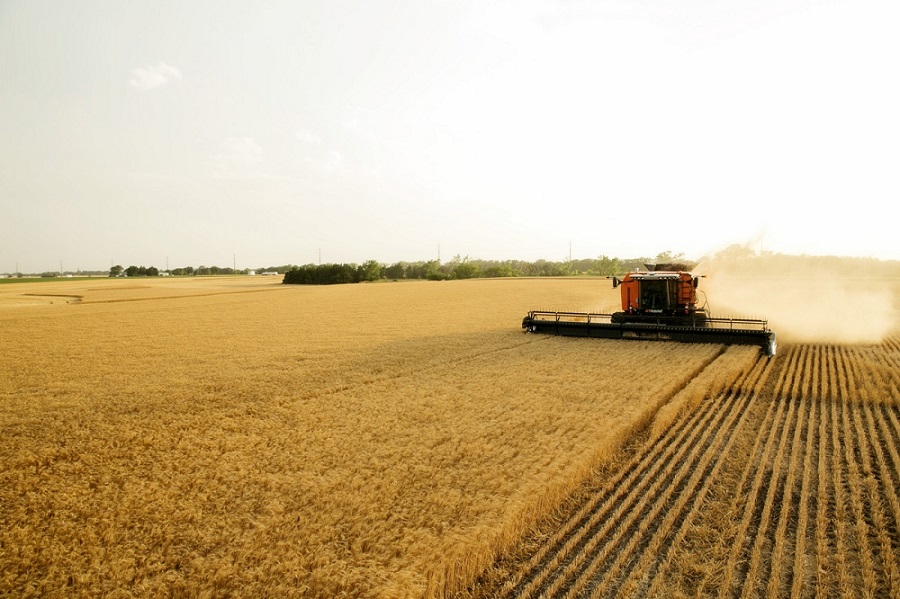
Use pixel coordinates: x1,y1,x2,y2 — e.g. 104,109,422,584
522,265,777,356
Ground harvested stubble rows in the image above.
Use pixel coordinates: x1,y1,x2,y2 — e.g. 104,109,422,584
473,337,900,598
2,277,727,597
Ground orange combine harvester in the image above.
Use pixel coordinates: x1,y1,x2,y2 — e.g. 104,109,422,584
522,264,777,356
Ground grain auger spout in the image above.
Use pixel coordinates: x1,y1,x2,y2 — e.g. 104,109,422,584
522,265,777,356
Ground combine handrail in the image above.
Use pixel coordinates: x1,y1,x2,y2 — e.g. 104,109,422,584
525,310,770,332
704,316,770,331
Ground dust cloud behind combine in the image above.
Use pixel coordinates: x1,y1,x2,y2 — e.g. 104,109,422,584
695,247,900,345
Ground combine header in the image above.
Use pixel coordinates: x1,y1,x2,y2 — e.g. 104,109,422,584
522,265,777,356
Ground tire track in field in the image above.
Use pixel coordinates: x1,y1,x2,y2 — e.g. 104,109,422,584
285,334,548,403
495,348,770,599
21,293,83,304
77,286,288,304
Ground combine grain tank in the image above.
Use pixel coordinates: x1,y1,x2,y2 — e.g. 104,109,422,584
522,265,777,356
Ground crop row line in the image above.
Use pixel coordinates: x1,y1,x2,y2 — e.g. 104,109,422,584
502,349,768,598
716,344,900,599
844,346,900,596
733,344,805,599
575,353,771,598
616,355,776,599
715,344,799,597
498,350,731,597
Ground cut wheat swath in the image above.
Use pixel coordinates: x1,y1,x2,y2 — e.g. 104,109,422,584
472,330,900,599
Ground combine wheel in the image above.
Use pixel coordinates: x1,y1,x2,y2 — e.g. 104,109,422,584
766,333,777,357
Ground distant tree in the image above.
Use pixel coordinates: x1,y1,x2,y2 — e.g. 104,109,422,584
282,266,307,284
335,263,356,284
587,256,621,277
525,259,566,277
651,251,693,271
383,262,407,280
450,256,481,279
483,262,518,278
402,260,444,280
109,264,124,277
423,260,447,280
404,260,431,280
123,265,159,277
356,260,382,282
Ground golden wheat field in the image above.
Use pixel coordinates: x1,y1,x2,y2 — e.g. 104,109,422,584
2,274,898,598
1,276,726,597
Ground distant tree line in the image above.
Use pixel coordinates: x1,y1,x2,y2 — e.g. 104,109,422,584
110,265,162,277
17,250,900,281
283,260,382,285
106,252,689,282
282,254,670,285
171,265,243,276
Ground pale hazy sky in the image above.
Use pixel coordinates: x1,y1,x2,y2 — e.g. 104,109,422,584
2,0,898,273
